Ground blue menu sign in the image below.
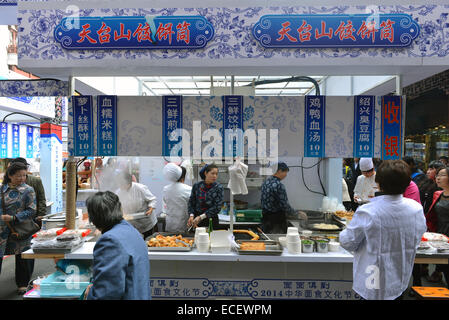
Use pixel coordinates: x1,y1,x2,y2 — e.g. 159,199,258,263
12,124,19,158
97,95,117,156
73,96,94,156
381,96,403,160
253,14,420,48
0,122,7,158
304,96,325,158
26,126,34,158
223,96,244,158
162,96,183,157
353,96,375,158
55,16,214,50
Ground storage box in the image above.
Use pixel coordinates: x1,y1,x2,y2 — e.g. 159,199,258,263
40,271,90,297
235,209,262,222
210,230,232,253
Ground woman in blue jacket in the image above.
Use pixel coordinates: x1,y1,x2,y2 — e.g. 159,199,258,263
84,191,150,300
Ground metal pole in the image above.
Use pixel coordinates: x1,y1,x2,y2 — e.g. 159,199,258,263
65,76,77,229
396,75,402,95
229,75,235,234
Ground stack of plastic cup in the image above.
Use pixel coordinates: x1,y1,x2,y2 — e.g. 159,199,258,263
196,232,210,253
194,227,206,245
286,229,301,254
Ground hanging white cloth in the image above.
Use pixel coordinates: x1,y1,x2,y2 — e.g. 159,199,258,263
227,158,248,195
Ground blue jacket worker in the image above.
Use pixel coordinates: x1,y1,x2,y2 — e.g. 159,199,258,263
84,191,150,300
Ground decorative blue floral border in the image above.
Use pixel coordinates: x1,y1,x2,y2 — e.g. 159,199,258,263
17,5,449,63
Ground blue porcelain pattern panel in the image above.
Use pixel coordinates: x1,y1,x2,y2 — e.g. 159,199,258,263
17,5,449,64
0,80,68,96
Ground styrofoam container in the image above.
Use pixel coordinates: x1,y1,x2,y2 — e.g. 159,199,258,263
197,232,210,242
287,227,299,234
210,230,232,254
194,227,207,244
197,242,210,253
329,242,340,252
287,241,301,254
278,236,287,248
286,233,300,243
301,230,313,236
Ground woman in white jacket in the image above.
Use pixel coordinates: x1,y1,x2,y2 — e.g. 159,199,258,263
162,163,192,233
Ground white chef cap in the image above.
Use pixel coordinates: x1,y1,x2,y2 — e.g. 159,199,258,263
359,158,374,171
163,163,182,182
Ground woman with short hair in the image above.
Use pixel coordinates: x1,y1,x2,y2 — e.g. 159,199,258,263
340,160,427,300
0,162,36,295
84,191,150,300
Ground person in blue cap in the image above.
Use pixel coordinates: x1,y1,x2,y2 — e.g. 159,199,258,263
260,162,295,234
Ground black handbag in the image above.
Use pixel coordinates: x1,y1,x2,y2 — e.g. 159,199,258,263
2,186,40,240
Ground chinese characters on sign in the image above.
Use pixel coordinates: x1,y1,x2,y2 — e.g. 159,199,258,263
253,14,420,48
381,96,402,160
26,126,34,158
97,96,117,156
73,96,93,156
12,124,19,158
353,96,375,158
223,96,244,158
162,96,183,157
55,16,214,50
149,277,359,300
304,96,325,157
0,122,7,158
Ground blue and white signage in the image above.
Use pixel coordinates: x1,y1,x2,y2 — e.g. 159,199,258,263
54,16,214,50
97,95,117,156
12,124,19,158
304,96,325,158
253,14,420,48
0,122,7,158
73,96,94,156
26,126,34,158
223,95,244,158
162,96,183,157
353,96,375,158
381,96,403,160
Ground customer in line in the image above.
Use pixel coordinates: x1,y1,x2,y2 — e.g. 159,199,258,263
425,166,449,286
84,191,150,300
340,160,427,300
0,162,36,295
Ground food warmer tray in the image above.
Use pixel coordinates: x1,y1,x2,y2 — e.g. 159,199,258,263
146,232,194,252
236,240,283,256
123,212,148,221
32,243,84,254
307,219,345,232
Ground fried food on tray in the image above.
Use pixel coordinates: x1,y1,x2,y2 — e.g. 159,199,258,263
240,242,266,251
147,235,194,248
334,210,354,221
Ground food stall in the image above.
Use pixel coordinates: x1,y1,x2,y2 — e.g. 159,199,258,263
10,0,449,300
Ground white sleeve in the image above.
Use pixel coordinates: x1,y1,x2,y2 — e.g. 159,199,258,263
353,175,363,198
339,208,372,253
141,185,157,209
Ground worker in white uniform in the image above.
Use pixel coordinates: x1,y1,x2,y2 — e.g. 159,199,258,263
115,171,157,239
353,158,379,205
162,163,192,233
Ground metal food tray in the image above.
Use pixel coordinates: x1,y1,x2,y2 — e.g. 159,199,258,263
123,212,148,221
146,232,194,252
32,243,84,254
307,222,344,232
237,240,283,255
